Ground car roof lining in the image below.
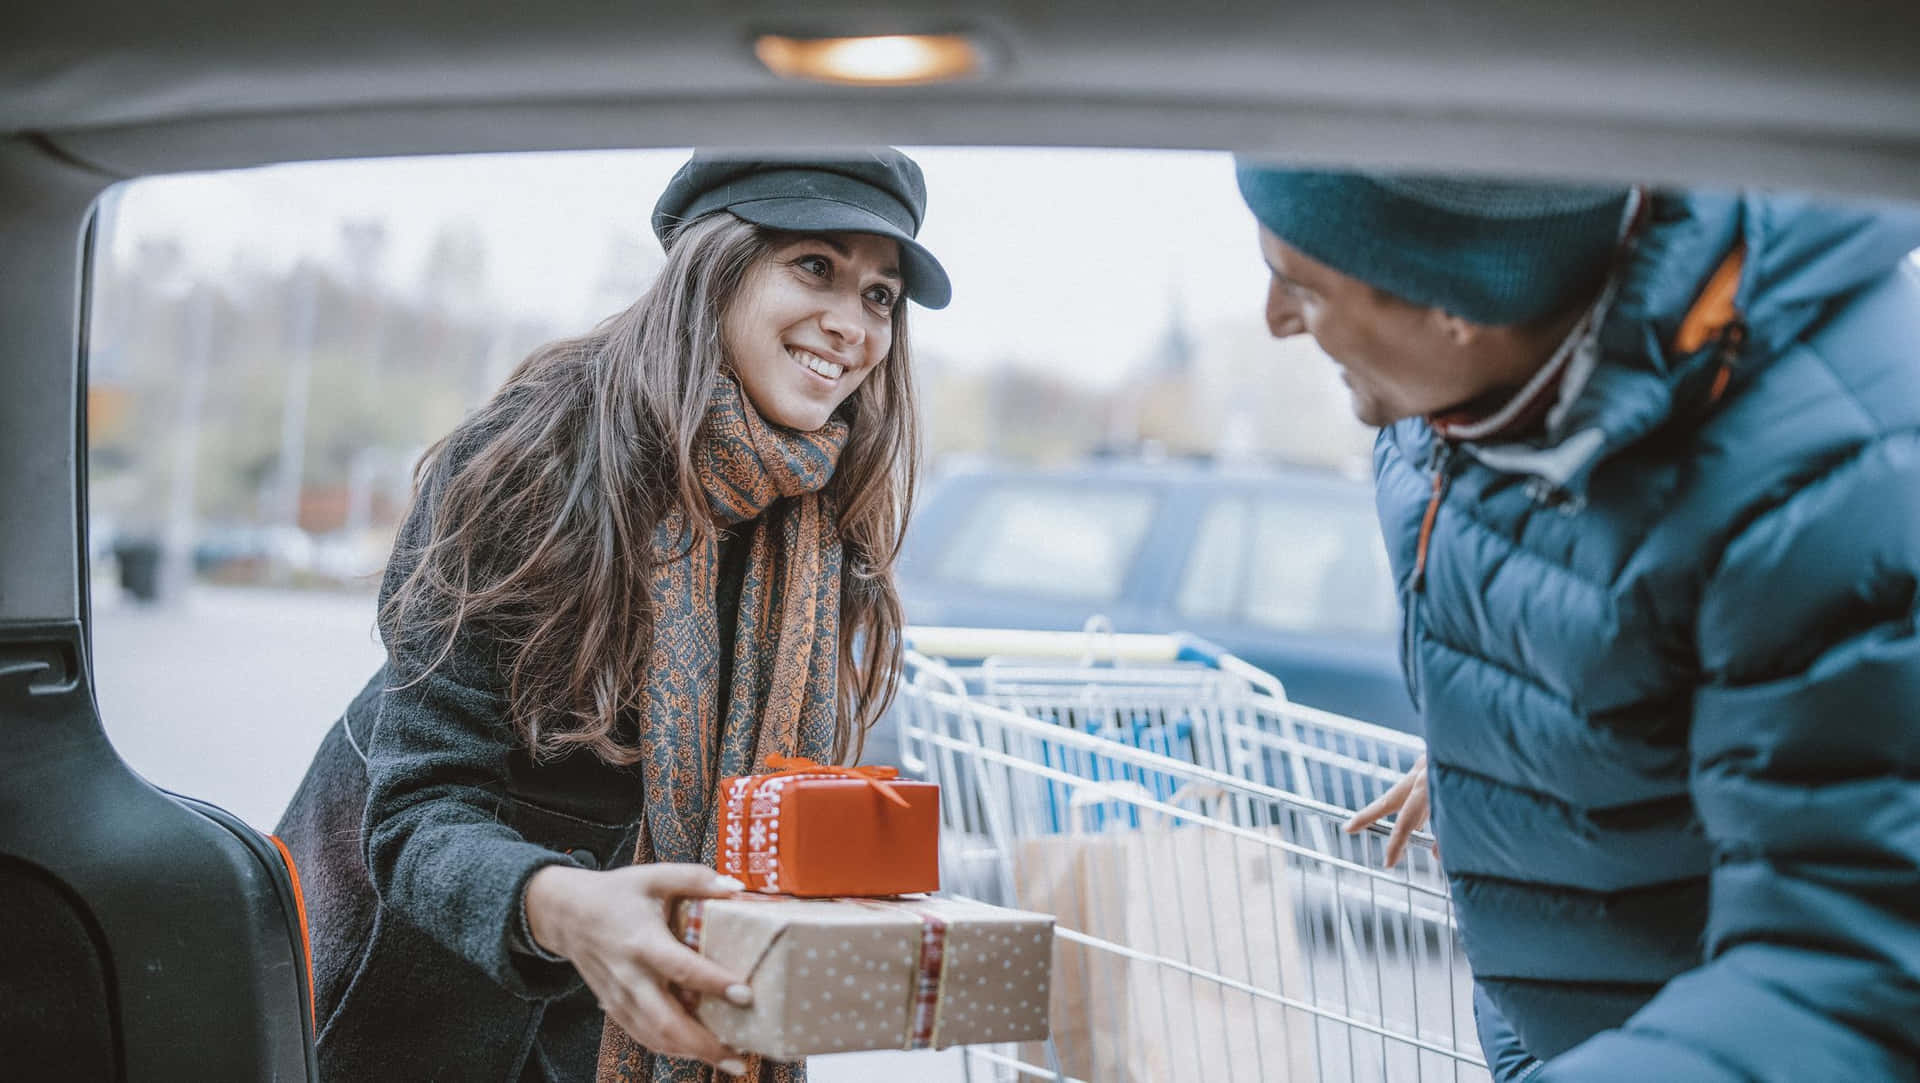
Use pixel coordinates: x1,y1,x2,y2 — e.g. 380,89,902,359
33,95,1920,203
7,1,1920,199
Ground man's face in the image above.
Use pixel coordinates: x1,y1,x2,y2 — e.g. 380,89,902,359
1258,226,1502,427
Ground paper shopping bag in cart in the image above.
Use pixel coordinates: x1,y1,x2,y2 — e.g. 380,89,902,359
1012,831,1156,1083
1014,787,1316,1083
1120,818,1316,1082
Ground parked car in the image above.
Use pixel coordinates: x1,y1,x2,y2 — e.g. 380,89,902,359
898,458,1417,730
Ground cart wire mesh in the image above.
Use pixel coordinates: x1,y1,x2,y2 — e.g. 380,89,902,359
893,628,1488,1083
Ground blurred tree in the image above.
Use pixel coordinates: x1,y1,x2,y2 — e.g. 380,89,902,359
420,222,488,310
1196,318,1373,474
85,220,556,588
419,222,486,372
979,364,1108,464
339,218,391,376
583,231,662,328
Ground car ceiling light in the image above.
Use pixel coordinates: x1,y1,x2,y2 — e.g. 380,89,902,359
754,32,987,86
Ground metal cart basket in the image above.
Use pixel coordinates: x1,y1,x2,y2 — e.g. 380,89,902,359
893,627,1489,1083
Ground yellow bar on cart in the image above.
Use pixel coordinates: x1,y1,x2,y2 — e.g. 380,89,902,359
903,626,1184,663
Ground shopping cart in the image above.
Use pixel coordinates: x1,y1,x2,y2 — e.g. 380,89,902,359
894,626,1487,1083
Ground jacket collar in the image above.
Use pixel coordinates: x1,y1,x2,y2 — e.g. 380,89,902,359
1428,189,1920,498
1427,188,1639,492
1428,299,1596,445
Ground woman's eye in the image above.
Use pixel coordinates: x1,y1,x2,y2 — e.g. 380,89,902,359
866,286,897,308
796,255,832,277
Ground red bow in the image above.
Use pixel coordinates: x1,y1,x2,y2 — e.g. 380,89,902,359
764,753,911,808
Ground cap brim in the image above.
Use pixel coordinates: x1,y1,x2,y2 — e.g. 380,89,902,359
726,197,952,310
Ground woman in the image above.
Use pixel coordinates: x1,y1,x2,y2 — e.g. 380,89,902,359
276,149,951,1083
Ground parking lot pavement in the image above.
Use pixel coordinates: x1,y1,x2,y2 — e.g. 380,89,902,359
91,582,382,829
89,582,967,1083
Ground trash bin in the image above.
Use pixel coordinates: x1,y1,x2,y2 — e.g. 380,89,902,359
113,538,162,602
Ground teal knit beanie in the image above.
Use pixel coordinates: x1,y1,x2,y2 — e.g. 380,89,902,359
1234,162,1632,326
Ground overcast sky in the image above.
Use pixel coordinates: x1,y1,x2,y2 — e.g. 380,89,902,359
106,147,1280,389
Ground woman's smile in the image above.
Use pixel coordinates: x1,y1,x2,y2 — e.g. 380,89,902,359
788,344,847,384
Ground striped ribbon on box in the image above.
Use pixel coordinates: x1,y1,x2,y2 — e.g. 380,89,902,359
896,901,951,1049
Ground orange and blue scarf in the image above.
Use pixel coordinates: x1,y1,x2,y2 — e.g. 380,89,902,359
598,371,847,1083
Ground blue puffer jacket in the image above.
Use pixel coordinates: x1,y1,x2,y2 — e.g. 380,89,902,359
1376,192,1920,1081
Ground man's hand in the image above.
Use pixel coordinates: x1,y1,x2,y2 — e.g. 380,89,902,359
523,862,752,1076
1342,753,1433,869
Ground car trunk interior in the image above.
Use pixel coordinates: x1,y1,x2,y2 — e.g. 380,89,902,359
4,2,1918,1078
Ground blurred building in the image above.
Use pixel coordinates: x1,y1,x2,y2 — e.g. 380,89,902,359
1099,292,1374,473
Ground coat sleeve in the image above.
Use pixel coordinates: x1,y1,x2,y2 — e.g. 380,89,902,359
1542,432,1920,1081
359,469,582,1001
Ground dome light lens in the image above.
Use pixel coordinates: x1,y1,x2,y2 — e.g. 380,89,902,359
754,33,986,86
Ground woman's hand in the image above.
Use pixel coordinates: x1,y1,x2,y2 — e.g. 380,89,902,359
1342,754,1434,869
524,862,752,1076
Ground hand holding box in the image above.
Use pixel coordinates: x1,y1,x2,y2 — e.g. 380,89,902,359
673,894,1053,1059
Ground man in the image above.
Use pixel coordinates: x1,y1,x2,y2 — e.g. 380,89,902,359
1235,166,1920,1080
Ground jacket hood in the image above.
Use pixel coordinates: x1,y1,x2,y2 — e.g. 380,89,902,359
1478,190,1920,494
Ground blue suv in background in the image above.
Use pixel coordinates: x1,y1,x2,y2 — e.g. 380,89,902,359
890,458,1418,741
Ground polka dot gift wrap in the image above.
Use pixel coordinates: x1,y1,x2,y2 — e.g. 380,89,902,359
671,895,1054,1058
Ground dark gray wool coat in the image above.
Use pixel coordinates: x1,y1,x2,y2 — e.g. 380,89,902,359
278,461,746,1081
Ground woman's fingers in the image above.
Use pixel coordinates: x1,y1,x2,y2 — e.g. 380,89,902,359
617,975,748,1075
639,932,753,1007
592,956,746,1075
539,863,751,1075
636,863,747,901
616,864,754,1003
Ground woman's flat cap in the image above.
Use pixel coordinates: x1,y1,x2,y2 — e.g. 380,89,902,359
652,148,951,309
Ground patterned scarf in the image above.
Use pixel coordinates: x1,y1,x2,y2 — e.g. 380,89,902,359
596,372,845,1083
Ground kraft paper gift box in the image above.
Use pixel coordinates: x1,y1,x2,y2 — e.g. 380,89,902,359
714,755,940,897
672,894,1054,1058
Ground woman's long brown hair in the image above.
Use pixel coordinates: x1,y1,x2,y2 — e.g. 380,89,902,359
380,213,918,766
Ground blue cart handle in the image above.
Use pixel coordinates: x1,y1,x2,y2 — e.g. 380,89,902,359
1172,633,1230,667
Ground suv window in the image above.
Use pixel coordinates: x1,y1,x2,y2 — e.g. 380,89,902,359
933,483,1155,602
1177,494,1396,638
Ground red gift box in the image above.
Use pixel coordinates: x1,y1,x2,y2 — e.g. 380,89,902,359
714,755,940,897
